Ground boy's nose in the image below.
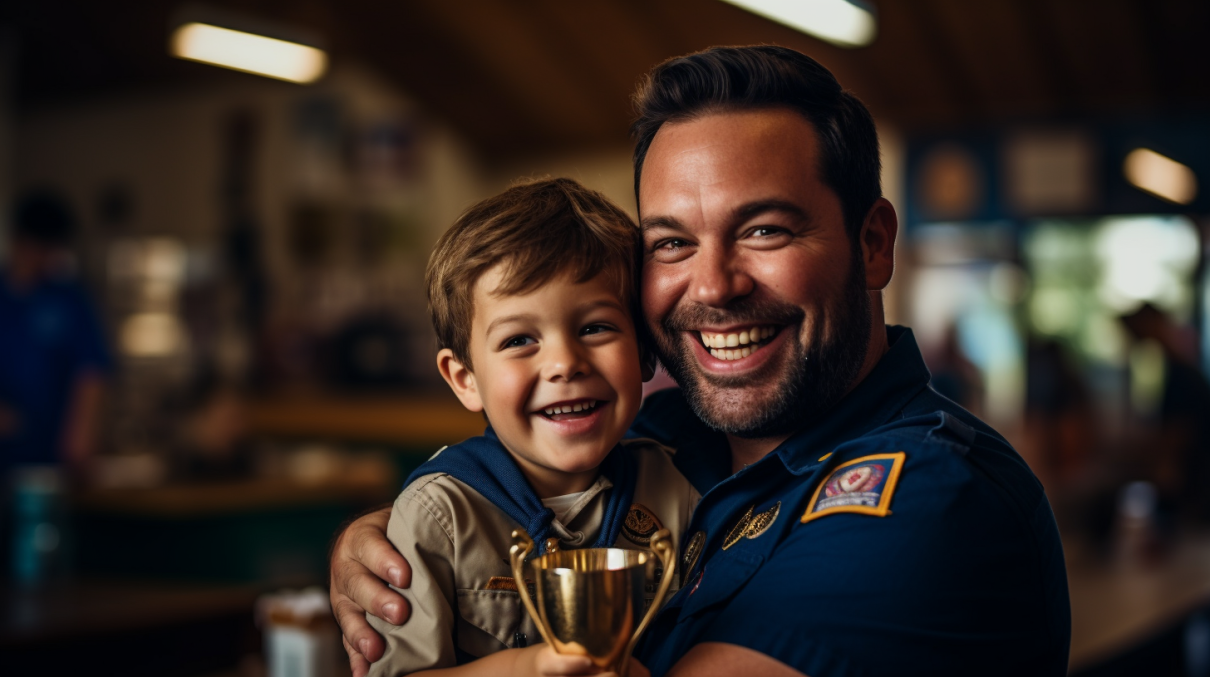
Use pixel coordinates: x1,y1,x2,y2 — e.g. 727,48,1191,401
542,339,591,382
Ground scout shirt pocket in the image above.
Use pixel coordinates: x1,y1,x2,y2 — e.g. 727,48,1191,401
677,551,764,621
455,588,538,657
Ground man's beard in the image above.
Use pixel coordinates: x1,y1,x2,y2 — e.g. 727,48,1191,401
649,250,871,439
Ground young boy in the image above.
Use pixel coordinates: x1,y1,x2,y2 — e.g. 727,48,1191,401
367,178,699,677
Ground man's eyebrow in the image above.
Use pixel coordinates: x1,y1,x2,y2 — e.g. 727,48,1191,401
640,215,686,232
732,199,809,223
640,200,808,233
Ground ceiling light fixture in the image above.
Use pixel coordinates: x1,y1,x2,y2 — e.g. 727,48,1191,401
720,0,877,48
170,22,327,84
1123,148,1198,205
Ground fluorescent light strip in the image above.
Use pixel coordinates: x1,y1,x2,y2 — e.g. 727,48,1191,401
1124,148,1198,206
721,0,876,48
170,22,327,84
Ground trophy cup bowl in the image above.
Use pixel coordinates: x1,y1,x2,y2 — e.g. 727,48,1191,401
510,528,676,677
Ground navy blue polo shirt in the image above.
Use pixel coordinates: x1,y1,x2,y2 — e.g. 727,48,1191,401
0,271,111,469
630,326,1070,676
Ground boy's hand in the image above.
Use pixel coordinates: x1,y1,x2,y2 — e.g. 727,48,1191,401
523,645,651,677
526,644,596,676
329,506,410,677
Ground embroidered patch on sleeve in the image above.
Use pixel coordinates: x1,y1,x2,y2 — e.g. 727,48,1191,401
800,452,906,523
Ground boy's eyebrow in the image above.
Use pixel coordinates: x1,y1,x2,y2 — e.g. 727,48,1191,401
484,298,628,335
485,313,535,335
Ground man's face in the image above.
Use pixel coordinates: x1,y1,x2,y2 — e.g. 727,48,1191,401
638,108,872,438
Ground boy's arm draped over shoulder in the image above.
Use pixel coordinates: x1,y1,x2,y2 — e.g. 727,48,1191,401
366,479,460,676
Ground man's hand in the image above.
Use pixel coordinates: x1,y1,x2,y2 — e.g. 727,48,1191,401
330,506,411,677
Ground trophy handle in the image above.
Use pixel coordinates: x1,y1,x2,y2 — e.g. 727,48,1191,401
509,529,556,647
620,528,677,674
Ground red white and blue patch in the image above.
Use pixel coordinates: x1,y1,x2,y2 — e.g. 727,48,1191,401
801,452,906,523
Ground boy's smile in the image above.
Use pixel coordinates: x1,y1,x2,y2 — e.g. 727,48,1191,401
438,266,645,498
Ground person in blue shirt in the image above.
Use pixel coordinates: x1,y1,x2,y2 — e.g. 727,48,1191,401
0,190,111,474
328,46,1070,676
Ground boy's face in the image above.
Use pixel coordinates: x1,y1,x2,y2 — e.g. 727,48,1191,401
438,266,645,496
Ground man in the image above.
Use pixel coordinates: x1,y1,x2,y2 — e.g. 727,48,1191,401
1,190,109,475
330,46,1070,676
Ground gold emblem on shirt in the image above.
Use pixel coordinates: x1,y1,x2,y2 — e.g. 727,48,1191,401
745,502,780,540
722,506,754,550
722,502,781,550
622,502,664,545
682,530,706,584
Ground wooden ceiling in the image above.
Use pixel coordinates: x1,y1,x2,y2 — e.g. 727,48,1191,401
5,0,1208,160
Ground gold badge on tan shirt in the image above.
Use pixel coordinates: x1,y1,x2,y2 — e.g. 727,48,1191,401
622,503,664,545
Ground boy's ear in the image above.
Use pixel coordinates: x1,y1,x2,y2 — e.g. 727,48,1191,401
437,348,483,412
640,343,657,382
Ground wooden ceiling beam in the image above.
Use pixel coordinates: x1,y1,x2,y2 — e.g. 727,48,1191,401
894,0,986,123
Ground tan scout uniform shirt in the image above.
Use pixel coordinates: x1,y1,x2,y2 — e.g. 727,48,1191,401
367,438,699,676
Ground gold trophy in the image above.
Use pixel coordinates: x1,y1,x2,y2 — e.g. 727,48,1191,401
510,528,676,676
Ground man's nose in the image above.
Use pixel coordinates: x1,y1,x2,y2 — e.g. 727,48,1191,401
686,244,755,307
542,337,591,382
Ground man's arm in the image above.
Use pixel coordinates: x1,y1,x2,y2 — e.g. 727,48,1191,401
667,644,805,677
330,506,413,677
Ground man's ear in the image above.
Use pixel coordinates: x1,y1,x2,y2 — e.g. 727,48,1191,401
860,197,898,291
437,348,483,412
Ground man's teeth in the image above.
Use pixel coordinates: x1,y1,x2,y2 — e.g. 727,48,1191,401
699,326,777,360
543,401,599,416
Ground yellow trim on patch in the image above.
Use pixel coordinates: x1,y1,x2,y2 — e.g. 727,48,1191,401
817,452,833,462
801,452,906,523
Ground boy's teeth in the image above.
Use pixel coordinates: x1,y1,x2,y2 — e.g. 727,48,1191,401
543,401,597,416
699,326,776,352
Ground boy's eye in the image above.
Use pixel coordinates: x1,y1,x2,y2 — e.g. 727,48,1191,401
502,336,535,349
581,323,613,336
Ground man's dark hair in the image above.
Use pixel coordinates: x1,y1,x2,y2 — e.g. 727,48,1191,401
13,189,77,245
631,45,882,240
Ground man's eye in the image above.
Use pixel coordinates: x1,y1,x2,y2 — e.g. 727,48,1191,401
503,336,535,349
751,227,785,237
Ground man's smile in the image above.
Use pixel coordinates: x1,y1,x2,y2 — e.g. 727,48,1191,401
697,325,781,361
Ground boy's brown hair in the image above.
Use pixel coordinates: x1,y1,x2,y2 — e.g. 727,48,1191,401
426,177,641,369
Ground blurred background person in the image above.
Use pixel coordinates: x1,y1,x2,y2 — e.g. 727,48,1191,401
1120,303,1210,524
0,189,110,476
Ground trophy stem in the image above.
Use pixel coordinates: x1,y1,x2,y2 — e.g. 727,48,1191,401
618,528,677,675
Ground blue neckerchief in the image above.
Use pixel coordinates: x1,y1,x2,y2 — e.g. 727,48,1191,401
405,427,636,555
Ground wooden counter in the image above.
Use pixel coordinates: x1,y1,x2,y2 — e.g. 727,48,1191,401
74,475,397,517
243,392,483,447
1068,533,1210,672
